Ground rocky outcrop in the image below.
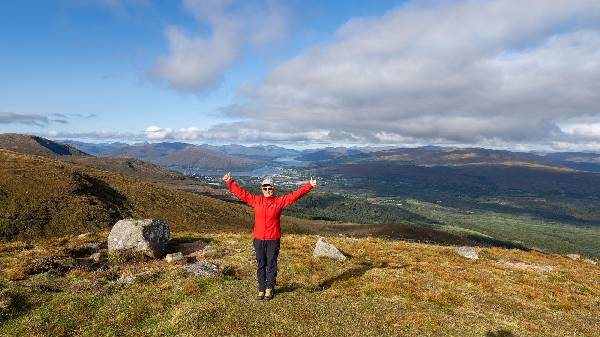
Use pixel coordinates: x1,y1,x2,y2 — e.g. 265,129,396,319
108,219,170,258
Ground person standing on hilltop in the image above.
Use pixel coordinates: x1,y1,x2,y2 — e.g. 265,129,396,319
223,173,316,301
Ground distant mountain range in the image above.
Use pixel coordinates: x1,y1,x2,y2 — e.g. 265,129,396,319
201,144,301,161
5,133,600,173
297,145,600,172
63,141,263,170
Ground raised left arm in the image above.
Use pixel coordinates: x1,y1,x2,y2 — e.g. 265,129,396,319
280,182,314,208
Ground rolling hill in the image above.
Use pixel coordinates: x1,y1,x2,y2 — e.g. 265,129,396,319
202,144,301,161
0,133,198,185
0,148,256,241
0,133,89,157
302,146,570,170
543,151,600,172
61,140,129,156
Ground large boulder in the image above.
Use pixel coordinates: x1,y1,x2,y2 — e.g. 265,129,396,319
313,237,347,261
108,219,170,258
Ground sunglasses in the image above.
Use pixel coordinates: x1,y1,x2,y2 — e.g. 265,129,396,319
262,186,274,191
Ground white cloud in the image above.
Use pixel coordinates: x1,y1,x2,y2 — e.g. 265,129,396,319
213,0,600,148
153,0,288,92
0,112,49,126
44,130,141,141
141,123,330,144
144,125,174,139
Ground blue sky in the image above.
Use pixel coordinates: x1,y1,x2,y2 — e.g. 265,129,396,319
0,0,400,139
1,0,600,151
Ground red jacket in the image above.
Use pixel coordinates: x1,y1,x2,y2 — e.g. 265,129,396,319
226,179,313,240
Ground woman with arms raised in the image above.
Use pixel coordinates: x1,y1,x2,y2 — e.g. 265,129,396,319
223,173,316,301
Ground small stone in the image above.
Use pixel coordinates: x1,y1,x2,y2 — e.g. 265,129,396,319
566,254,580,260
181,262,220,277
583,259,597,265
312,237,346,261
117,271,153,285
457,246,479,259
165,252,185,263
78,232,92,239
89,252,103,262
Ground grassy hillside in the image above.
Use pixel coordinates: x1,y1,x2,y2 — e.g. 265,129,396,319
0,232,598,336
62,156,188,183
0,149,259,240
0,133,88,157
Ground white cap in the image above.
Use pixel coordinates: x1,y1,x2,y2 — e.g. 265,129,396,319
261,177,274,186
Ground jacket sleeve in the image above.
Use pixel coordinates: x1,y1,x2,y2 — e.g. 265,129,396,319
226,179,256,207
280,182,313,208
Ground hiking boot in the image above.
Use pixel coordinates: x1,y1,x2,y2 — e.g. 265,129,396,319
256,291,264,300
264,288,274,301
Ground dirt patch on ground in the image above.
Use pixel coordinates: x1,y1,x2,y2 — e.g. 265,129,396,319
494,260,555,273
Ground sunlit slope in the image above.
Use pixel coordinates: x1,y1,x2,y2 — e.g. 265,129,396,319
0,149,256,240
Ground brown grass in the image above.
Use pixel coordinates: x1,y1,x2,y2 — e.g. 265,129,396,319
0,231,598,336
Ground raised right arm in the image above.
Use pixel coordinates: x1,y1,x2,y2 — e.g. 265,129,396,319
226,179,256,207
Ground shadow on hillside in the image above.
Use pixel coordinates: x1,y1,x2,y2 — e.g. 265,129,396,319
463,235,530,251
286,221,531,252
452,198,600,228
486,329,516,337
313,262,407,292
167,237,213,255
71,172,131,220
277,283,301,295
0,290,31,321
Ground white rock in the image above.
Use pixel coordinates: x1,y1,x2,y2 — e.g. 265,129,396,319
566,254,580,261
457,246,479,259
583,259,597,265
165,252,185,263
312,237,346,261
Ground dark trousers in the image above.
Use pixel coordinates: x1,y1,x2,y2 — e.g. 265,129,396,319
253,239,280,291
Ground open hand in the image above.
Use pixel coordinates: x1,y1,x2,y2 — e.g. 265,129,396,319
309,176,317,187
223,172,231,182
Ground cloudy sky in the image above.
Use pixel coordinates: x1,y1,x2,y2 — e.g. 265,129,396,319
1,0,600,151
